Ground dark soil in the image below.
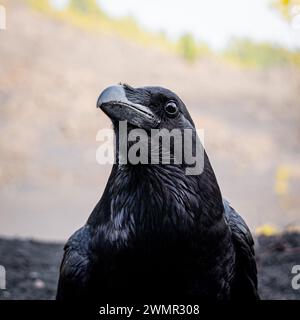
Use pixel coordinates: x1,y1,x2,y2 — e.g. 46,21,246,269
256,232,300,300
0,233,299,300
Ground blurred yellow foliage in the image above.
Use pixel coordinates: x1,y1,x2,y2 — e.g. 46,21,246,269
177,33,211,63
272,0,300,19
27,0,300,67
224,38,300,68
26,0,211,63
274,163,300,197
27,0,175,53
256,224,280,236
274,165,291,196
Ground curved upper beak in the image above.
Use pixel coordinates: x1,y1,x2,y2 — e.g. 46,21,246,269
97,85,160,129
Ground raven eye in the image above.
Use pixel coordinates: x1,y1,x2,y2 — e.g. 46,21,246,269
164,102,178,116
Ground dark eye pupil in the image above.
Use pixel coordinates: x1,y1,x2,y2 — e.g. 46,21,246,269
165,103,177,114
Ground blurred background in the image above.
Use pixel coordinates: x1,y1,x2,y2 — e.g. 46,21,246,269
1,0,300,241
0,0,300,300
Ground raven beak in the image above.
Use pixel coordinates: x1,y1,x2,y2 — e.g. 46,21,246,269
97,85,160,129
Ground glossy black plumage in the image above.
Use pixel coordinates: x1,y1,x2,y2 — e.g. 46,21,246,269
56,84,259,301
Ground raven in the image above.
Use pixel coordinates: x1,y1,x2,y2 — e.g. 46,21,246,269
57,84,259,301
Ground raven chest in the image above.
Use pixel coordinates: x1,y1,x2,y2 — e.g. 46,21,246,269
90,218,235,300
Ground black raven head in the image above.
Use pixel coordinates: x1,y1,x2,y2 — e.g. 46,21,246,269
97,84,195,132
97,84,204,173
94,84,224,233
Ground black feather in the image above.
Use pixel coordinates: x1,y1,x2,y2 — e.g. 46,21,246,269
57,85,259,301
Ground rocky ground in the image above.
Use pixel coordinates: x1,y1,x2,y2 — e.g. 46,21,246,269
0,233,299,300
